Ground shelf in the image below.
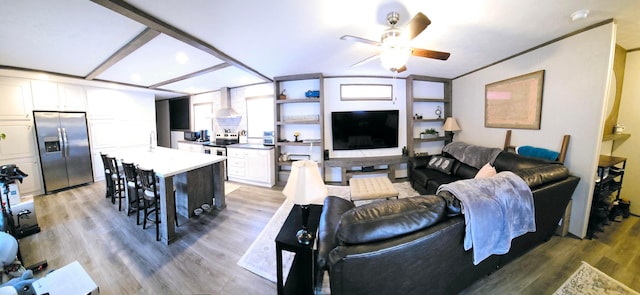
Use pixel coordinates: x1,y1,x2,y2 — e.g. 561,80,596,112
276,120,320,125
413,98,451,103
414,118,445,123
413,136,447,142
598,155,627,167
602,133,630,142
275,98,321,104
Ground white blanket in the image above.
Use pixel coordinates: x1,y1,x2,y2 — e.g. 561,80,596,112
437,171,535,265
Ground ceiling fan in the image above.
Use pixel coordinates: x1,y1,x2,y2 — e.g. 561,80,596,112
341,11,450,73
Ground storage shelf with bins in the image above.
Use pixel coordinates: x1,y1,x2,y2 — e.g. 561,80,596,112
274,73,324,185
587,155,627,239
406,75,452,157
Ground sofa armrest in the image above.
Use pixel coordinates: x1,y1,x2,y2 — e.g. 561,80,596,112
317,196,355,270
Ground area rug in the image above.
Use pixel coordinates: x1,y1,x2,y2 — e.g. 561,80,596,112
237,182,420,284
553,261,639,295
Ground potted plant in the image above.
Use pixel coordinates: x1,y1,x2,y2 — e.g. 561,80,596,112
420,128,439,139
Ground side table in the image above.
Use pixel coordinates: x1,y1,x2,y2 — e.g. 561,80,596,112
275,204,323,295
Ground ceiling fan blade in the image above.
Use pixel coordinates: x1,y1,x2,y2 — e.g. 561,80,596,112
404,12,431,40
396,65,407,73
351,54,380,68
340,35,381,46
411,48,451,60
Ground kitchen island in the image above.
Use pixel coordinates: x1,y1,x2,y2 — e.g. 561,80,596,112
113,146,226,244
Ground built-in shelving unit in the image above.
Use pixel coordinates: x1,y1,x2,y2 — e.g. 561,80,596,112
273,73,324,185
406,75,452,156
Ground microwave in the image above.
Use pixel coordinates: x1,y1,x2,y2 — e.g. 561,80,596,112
263,131,274,146
184,131,199,141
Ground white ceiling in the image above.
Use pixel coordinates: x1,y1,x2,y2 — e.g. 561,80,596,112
1,0,638,99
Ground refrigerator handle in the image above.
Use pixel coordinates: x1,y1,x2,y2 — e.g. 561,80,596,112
57,127,65,158
62,127,69,158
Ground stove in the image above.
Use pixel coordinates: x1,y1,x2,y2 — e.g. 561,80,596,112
203,132,239,181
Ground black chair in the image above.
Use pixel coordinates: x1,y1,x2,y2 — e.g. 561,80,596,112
105,155,125,211
137,167,179,241
121,161,144,223
99,153,113,199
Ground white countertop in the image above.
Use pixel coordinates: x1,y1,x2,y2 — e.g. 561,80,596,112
226,143,274,150
113,146,226,177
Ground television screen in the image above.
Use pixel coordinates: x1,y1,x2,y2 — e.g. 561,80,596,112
331,110,399,150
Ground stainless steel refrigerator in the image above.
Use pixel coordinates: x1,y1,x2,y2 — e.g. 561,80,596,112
34,111,94,193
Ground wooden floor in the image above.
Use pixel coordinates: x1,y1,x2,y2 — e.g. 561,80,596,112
18,181,640,294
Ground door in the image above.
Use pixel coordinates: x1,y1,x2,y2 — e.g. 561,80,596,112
34,112,68,192
60,112,93,187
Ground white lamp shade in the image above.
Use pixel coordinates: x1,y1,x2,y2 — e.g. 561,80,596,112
443,117,461,132
283,160,327,205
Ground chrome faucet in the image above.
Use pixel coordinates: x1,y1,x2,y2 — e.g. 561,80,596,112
149,131,156,151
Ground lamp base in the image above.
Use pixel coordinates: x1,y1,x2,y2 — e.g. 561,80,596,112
296,228,314,245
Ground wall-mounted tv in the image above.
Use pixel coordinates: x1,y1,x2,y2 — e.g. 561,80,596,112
331,110,399,150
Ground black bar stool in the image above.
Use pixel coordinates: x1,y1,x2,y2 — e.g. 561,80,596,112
99,153,113,199
121,161,144,224
105,155,125,211
137,167,179,241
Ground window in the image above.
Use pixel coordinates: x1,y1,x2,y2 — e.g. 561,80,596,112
246,96,274,138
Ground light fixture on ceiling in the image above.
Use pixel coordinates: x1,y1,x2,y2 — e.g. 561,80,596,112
175,52,189,64
379,27,411,72
570,9,589,21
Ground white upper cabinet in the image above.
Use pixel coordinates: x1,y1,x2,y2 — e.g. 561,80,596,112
32,80,86,111
0,78,33,120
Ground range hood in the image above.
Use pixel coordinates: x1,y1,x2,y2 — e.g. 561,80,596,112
215,87,241,118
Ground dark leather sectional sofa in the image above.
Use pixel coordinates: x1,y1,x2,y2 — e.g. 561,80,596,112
316,149,580,295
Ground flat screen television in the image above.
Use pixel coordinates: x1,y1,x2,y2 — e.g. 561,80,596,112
331,110,399,150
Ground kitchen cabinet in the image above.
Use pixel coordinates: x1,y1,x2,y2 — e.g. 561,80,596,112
31,80,86,111
0,77,33,121
274,73,324,185
406,75,452,156
0,121,37,160
9,157,42,197
178,142,204,153
227,146,275,187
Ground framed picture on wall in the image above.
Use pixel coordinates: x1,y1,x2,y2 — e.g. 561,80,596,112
340,84,392,100
485,70,545,129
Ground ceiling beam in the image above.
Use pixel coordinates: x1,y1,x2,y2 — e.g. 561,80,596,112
91,0,272,83
148,63,232,88
85,27,160,80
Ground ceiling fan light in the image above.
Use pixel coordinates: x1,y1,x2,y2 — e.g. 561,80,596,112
380,47,410,72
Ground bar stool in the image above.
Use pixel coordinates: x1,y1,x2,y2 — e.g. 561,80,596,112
137,167,179,241
99,153,113,199
105,155,125,211
121,161,144,224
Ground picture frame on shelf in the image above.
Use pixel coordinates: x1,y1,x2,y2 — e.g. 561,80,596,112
485,70,544,129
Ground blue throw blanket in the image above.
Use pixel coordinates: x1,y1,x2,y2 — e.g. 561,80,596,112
437,171,535,265
516,145,559,161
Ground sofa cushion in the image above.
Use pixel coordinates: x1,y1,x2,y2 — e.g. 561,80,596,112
427,156,455,174
336,195,445,245
411,168,451,187
474,163,497,179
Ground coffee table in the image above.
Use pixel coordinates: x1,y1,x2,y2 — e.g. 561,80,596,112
349,176,399,202
275,204,323,295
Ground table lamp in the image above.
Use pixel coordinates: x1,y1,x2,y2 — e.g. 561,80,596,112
443,117,461,145
282,160,327,245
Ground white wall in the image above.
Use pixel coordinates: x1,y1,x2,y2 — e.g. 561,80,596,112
615,50,640,214
452,23,617,237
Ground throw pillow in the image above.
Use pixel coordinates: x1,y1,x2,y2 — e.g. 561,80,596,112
427,156,454,175
475,163,497,179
